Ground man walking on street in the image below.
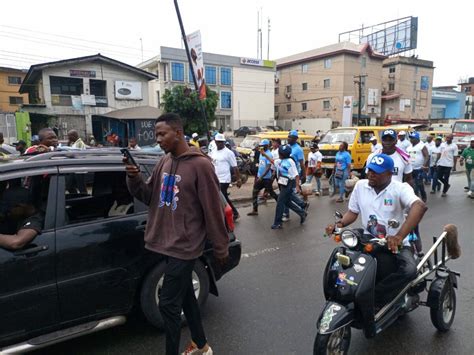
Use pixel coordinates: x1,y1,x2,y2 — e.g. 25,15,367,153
396,131,411,152
210,133,242,219
248,139,278,216
436,134,458,197
125,113,229,355
407,132,429,202
460,137,474,198
429,136,443,193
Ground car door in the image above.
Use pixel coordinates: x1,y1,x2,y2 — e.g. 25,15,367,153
355,130,376,168
0,169,59,345
54,165,148,325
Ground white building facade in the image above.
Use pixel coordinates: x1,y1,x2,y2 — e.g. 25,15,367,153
138,47,275,131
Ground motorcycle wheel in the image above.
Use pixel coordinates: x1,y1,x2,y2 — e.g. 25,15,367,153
430,280,456,332
313,325,351,355
240,173,248,184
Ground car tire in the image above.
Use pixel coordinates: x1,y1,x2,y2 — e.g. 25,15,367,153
140,260,210,330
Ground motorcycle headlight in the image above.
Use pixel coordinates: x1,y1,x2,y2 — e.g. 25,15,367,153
341,230,358,248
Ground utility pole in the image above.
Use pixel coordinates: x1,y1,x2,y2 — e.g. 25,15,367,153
354,74,367,126
267,18,271,60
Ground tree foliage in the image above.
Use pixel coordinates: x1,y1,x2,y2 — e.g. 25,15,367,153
161,85,218,135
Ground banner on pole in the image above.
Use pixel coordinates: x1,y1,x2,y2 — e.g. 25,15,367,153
186,30,206,100
342,96,353,127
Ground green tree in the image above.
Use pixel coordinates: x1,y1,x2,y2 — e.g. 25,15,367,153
161,85,218,135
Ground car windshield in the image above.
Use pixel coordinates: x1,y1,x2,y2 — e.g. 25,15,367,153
319,129,356,144
453,122,474,134
240,136,260,149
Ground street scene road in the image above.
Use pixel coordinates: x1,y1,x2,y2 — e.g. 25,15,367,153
35,174,473,355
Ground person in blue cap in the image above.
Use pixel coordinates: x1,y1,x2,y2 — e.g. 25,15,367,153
247,139,278,216
326,153,427,308
271,145,307,229
407,131,429,202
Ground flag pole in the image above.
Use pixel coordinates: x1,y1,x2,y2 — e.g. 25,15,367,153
173,0,211,141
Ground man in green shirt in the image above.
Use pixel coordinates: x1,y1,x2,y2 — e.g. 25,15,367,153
460,137,474,198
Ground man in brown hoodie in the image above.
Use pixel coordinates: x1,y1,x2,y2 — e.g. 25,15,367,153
125,113,229,355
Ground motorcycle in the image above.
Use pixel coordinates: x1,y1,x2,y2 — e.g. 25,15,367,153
313,211,461,354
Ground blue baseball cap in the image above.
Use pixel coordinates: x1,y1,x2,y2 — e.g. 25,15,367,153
260,139,270,146
367,154,394,174
381,129,397,139
288,130,299,138
408,131,420,139
278,144,292,158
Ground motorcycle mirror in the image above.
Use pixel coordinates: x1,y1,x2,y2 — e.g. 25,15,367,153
334,211,343,219
388,219,400,229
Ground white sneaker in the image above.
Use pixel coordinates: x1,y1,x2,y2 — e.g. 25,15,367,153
282,215,290,222
315,190,320,196
468,191,473,197
182,343,213,355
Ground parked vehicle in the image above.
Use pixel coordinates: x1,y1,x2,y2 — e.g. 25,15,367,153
452,120,474,153
233,126,258,137
314,212,460,354
266,125,284,132
0,150,241,353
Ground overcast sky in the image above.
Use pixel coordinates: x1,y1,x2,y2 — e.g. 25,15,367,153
1,0,472,86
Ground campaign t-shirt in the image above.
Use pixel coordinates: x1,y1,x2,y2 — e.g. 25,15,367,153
367,150,413,183
407,142,426,170
308,151,323,168
290,143,304,173
396,139,411,152
371,143,382,153
257,149,272,179
438,142,458,168
335,151,352,171
211,147,237,183
275,158,298,179
461,147,474,169
428,145,442,167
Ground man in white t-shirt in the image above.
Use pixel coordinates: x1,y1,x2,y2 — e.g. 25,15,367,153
211,133,242,218
407,132,429,202
370,136,382,153
326,154,427,307
396,131,411,152
306,143,323,194
436,133,458,196
428,136,443,193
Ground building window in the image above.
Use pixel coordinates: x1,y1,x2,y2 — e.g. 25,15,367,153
274,105,279,113
90,79,107,107
275,87,279,95
389,67,396,73
323,100,330,110
171,62,185,82
465,86,472,93
286,85,292,93
301,63,308,73
188,66,194,83
361,57,367,68
9,96,23,105
156,91,161,107
324,59,332,69
302,83,308,91
220,91,232,109
286,104,292,112
302,102,307,111
389,83,395,91
324,79,330,89
220,67,232,86
50,76,83,95
8,76,22,85
205,66,217,85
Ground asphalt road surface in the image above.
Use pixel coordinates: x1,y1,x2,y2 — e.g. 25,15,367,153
35,174,474,355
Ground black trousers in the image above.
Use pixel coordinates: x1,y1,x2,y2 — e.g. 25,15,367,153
374,247,417,305
159,256,207,355
220,183,238,217
437,166,452,193
251,178,278,211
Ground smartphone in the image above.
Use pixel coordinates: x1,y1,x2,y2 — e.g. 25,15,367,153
120,148,139,167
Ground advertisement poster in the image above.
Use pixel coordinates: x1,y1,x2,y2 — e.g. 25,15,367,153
342,96,353,127
186,30,206,100
420,76,429,91
115,81,142,100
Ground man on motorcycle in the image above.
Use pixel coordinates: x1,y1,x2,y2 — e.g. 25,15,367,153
326,154,427,307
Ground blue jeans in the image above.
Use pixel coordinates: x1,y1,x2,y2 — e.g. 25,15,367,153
335,170,349,198
275,180,305,225
306,174,321,191
412,169,427,201
283,186,305,216
430,166,441,191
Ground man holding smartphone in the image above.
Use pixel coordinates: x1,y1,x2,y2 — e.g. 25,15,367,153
124,113,229,355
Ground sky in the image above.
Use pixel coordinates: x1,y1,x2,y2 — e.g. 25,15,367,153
1,0,472,86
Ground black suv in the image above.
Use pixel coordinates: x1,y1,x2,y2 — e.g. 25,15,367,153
0,150,241,353
233,126,259,137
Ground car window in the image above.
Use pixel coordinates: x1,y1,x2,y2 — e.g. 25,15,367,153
0,174,51,249
359,131,375,144
63,171,135,225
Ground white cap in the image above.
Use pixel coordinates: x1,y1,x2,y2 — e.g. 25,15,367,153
398,130,406,135
192,133,198,138
370,136,377,141
214,133,226,142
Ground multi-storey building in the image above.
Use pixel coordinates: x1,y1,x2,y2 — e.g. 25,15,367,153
0,66,29,112
138,46,275,131
459,77,474,119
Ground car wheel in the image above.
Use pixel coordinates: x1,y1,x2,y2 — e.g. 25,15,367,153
140,260,210,329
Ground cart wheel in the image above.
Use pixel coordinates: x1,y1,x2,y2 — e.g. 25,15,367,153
430,280,456,332
313,325,351,355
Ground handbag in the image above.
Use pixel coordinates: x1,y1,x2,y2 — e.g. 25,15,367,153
334,168,344,179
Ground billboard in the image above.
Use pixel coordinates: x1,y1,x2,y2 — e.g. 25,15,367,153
339,17,418,56
115,81,142,100
342,96,353,127
186,30,206,100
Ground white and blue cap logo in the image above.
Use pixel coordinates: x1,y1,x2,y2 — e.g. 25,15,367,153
260,139,270,146
408,131,420,140
367,154,394,174
381,129,397,139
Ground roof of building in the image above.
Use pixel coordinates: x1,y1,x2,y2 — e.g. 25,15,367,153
20,54,157,93
276,42,386,68
382,55,434,69
97,105,162,120
0,66,28,73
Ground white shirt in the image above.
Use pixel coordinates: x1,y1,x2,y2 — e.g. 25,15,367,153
211,147,237,183
425,141,435,149
437,142,458,168
274,158,299,179
0,143,17,154
407,142,426,170
367,150,413,183
396,139,411,152
349,180,420,244
307,151,323,168
271,148,280,161
428,144,442,167
371,143,382,153
208,140,217,156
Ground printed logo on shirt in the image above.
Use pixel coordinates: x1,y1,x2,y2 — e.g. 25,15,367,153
392,167,399,175
384,198,393,206
159,173,181,211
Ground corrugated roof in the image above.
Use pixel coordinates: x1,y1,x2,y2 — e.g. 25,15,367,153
97,106,162,120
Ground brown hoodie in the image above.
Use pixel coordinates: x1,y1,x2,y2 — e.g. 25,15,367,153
127,146,229,260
